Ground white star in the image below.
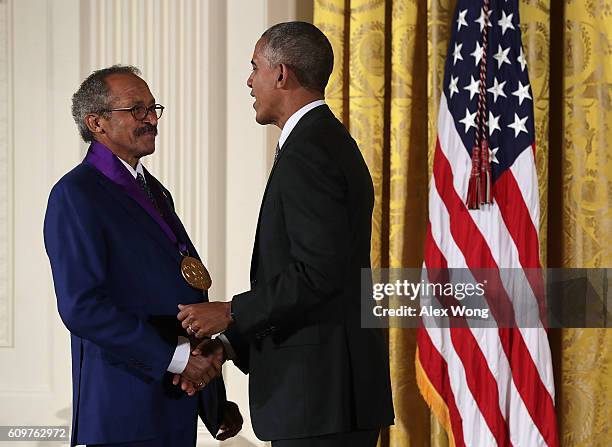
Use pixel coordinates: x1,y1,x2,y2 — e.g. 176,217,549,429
517,46,528,71
464,75,481,100
471,41,484,66
459,108,477,133
489,147,500,164
453,43,463,65
449,75,459,98
487,77,507,103
475,8,493,32
498,10,515,36
512,81,532,105
493,44,511,68
457,9,468,31
508,113,528,137
488,111,501,135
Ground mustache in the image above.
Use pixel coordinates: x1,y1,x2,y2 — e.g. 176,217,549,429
134,124,158,137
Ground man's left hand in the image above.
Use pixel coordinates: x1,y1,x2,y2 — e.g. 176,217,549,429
178,302,233,338
216,401,243,441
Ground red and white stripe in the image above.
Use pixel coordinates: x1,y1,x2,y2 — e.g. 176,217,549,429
416,94,559,447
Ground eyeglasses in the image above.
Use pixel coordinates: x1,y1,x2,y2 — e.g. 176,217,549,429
100,103,165,121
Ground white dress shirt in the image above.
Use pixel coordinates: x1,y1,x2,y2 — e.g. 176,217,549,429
278,99,326,150
117,157,190,374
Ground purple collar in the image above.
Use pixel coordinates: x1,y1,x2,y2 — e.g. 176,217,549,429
84,141,187,252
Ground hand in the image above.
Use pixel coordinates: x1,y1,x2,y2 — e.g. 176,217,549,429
173,339,226,395
189,335,210,351
173,376,198,396
178,302,233,338
191,337,226,362
216,401,243,441
173,352,222,396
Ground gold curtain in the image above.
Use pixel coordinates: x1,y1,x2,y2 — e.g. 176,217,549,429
314,0,612,446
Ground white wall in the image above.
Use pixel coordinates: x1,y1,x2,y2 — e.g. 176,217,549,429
0,3,80,447
0,1,313,446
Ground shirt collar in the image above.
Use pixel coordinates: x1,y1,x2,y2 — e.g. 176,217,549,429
278,99,326,149
117,157,145,179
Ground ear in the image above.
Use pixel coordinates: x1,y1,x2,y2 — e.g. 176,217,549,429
276,64,290,88
84,113,105,136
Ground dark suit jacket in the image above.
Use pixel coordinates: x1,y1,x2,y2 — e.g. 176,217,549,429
225,105,394,441
44,157,225,446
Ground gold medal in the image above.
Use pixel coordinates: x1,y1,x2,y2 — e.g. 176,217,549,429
180,256,212,291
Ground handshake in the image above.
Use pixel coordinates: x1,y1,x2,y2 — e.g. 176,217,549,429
171,301,234,394
171,337,225,396
172,301,242,441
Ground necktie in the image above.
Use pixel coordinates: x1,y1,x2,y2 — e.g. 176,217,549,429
136,172,158,209
274,143,281,163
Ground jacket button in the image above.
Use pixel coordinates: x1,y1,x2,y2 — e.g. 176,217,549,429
251,279,258,287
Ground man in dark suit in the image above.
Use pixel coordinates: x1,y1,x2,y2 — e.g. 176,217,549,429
177,22,394,446
44,65,242,446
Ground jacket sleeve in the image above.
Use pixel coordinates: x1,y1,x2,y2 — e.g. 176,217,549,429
222,325,250,374
198,374,227,436
231,141,351,337
44,181,175,380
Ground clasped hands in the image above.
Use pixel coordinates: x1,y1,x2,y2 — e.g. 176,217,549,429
172,337,224,396
172,301,233,395
171,302,241,440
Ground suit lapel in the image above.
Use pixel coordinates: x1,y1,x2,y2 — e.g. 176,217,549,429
144,168,202,261
89,166,183,264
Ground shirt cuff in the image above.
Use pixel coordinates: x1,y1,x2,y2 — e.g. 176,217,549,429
216,333,236,361
167,336,190,374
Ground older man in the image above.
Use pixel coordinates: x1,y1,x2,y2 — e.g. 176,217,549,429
178,22,394,446
44,65,241,446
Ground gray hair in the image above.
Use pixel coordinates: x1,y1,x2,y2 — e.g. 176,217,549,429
71,65,141,142
261,22,333,93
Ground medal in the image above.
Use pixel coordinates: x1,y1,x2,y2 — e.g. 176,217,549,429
181,256,212,291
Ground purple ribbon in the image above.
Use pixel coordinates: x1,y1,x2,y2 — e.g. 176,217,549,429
84,141,188,253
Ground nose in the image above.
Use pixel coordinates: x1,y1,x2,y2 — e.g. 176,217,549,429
247,72,253,88
143,109,158,126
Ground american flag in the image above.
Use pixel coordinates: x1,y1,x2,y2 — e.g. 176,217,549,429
416,1,559,446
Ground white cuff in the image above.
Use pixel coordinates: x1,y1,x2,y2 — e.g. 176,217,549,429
216,333,236,361
167,336,190,374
